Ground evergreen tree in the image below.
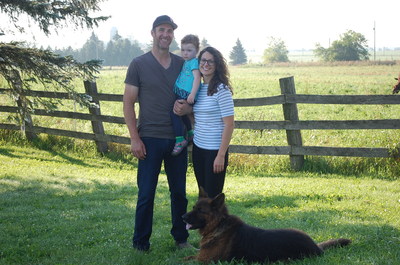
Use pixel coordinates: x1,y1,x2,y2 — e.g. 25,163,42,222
104,35,144,66
105,40,116,66
0,0,108,36
81,32,104,62
53,33,144,66
54,46,80,61
0,0,109,137
229,38,247,65
117,39,133,65
128,40,145,63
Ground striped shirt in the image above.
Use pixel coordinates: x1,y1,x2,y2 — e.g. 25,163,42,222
193,83,234,150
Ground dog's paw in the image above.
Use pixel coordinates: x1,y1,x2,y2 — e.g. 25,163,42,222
183,255,196,261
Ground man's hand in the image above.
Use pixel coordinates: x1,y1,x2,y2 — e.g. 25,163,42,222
130,137,146,160
173,99,193,116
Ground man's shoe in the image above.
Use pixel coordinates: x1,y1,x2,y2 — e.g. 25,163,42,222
133,243,150,252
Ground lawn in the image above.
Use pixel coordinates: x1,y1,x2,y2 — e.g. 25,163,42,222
0,140,399,265
1,63,400,264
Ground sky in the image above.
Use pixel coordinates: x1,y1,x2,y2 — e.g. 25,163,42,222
2,0,399,60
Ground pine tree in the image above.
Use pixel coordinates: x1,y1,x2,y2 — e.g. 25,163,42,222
0,0,109,137
81,32,104,61
100,31,144,66
0,0,108,36
229,38,247,65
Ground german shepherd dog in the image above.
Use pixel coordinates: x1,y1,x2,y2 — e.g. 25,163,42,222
182,188,351,263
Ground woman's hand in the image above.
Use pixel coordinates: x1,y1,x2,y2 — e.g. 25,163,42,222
213,155,225,173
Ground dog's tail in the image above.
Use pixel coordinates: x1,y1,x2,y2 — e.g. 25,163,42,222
317,238,351,250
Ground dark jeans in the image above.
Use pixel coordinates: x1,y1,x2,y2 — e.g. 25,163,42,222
170,110,192,138
192,143,228,198
133,137,189,250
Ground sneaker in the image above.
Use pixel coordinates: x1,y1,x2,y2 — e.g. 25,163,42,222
171,140,188,156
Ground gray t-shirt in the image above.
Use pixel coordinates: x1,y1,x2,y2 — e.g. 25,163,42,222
125,52,184,139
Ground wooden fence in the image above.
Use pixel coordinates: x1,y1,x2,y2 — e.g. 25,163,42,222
1,77,400,170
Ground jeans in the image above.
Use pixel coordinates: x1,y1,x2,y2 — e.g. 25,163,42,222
133,137,189,249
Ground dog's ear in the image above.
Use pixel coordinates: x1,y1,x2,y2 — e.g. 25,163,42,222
199,186,209,198
211,193,225,209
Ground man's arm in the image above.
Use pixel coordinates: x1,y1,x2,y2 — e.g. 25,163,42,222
123,83,146,159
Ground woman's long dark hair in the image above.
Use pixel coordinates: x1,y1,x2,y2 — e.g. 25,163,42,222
198,47,233,96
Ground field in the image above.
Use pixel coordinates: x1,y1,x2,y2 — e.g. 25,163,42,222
246,49,400,63
1,63,400,264
92,62,400,176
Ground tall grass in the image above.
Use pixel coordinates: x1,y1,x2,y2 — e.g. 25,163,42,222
227,64,400,178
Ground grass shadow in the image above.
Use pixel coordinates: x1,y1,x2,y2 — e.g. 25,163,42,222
0,147,21,158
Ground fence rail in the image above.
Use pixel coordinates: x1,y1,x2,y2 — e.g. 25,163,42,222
1,77,399,170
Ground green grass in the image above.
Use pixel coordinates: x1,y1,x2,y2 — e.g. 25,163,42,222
1,139,399,265
1,63,400,264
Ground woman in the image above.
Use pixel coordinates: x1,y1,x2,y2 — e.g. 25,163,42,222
192,46,234,198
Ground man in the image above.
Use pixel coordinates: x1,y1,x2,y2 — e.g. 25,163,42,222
123,15,192,251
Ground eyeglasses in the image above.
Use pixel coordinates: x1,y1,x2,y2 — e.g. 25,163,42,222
200,59,215,66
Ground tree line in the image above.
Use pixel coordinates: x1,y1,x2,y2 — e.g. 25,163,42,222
52,32,145,66
51,29,374,67
51,32,249,67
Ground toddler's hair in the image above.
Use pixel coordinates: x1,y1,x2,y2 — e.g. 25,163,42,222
181,34,200,51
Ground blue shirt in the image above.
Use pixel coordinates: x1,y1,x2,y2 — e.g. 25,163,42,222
174,58,199,93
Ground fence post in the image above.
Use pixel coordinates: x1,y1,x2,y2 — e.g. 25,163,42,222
10,68,37,141
279,76,304,170
16,96,37,141
84,81,108,153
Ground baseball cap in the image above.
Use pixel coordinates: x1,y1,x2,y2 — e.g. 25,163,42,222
152,15,177,30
